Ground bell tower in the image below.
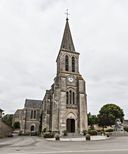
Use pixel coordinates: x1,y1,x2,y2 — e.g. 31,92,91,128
56,18,79,75
42,17,88,134
53,18,88,134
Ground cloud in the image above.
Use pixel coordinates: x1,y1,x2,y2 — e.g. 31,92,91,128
0,0,128,118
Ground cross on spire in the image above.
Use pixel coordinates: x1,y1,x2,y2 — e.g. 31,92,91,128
60,12,75,51
65,9,70,20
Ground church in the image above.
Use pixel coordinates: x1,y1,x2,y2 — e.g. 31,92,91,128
42,17,88,134
13,17,88,135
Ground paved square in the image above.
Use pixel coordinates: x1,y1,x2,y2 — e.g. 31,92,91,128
0,136,128,154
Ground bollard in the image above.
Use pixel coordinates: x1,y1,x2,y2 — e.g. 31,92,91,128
55,133,60,141
86,134,91,141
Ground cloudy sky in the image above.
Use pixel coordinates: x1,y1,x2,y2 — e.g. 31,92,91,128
0,0,128,118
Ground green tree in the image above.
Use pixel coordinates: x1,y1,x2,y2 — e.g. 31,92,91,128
2,114,13,128
13,121,20,129
88,112,98,126
98,104,124,127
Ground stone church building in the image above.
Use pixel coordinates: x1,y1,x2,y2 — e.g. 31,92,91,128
42,18,88,134
13,18,88,135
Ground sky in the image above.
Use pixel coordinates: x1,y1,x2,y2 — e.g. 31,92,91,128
0,0,128,118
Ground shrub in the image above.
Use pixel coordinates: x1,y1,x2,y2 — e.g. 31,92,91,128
124,126,128,132
13,122,20,129
82,130,87,136
42,128,47,133
43,132,54,138
63,130,67,136
96,130,102,135
88,130,97,136
90,125,95,130
105,129,114,132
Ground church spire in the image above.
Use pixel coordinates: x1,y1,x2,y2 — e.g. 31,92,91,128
60,18,75,52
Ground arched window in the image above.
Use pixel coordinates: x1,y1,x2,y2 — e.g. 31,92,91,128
31,110,33,119
66,90,76,106
65,55,69,71
73,92,75,104
69,90,72,104
72,57,75,72
34,110,36,119
66,92,69,104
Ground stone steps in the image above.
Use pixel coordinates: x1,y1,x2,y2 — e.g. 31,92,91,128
63,133,83,138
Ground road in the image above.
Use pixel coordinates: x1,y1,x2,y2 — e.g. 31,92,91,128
0,136,128,154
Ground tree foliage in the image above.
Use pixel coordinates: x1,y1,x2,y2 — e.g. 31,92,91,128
2,114,13,128
88,112,98,126
13,121,20,129
98,104,124,127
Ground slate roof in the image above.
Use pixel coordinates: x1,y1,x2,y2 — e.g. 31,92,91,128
60,18,75,52
25,99,42,108
14,109,23,115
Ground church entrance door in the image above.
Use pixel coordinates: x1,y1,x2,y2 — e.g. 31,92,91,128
31,125,35,132
66,119,75,133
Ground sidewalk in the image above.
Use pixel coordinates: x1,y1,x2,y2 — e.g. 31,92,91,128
46,135,108,141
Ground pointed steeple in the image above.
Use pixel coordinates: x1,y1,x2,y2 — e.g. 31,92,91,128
60,18,75,52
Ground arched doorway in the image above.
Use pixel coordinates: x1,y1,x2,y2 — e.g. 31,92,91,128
30,125,35,132
66,119,75,133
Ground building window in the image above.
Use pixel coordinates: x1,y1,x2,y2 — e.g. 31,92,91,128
66,92,69,104
66,90,76,107
65,55,69,71
73,92,75,104
31,110,33,119
69,90,72,104
72,57,75,72
34,110,36,119
31,110,36,119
